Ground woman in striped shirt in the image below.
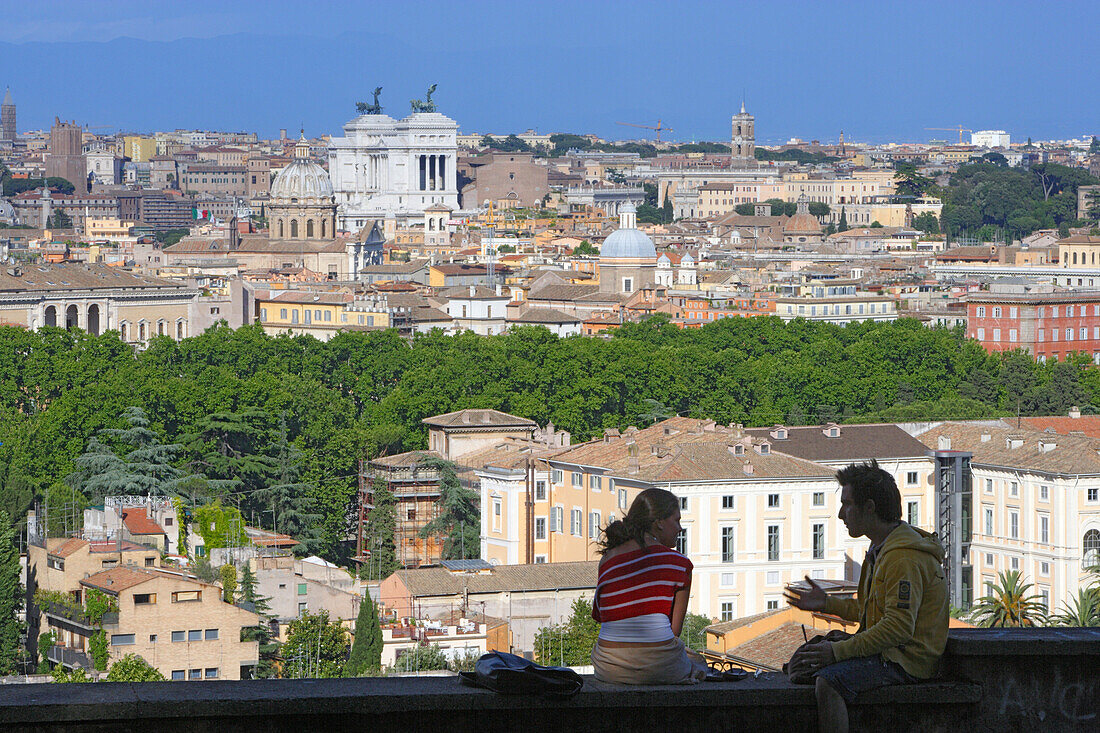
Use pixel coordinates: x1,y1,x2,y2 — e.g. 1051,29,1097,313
590,488,708,684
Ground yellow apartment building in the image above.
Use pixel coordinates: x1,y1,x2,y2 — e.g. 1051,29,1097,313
256,289,392,340
123,136,157,163
85,217,137,240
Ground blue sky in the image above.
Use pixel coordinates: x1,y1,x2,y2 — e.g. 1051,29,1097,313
0,0,1096,144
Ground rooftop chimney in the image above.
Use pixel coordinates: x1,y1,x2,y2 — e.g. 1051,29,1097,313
938,435,952,450
1070,406,1081,419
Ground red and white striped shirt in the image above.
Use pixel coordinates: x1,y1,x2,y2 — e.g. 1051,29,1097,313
592,546,693,623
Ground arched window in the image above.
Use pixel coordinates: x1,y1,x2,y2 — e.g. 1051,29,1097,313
119,321,129,341
176,320,185,340
157,320,166,336
321,219,326,238
44,305,57,328
1074,252,1079,265
1085,529,1100,568
278,219,284,238
307,219,314,238
138,322,147,341
291,219,299,238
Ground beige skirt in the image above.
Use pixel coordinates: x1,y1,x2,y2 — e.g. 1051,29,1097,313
590,636,708,685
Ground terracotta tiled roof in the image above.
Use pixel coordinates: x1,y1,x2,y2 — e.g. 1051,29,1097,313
550,417,835,482
80,566,156,593
509,308,581,324
727,622,811,670
121,507,164,536
423,409,537,429
440,285,510,299
744,424,932,463
395,560,598,598
916,423,1100,475
0,263,187,293
371,450,443,468
527,283,600,301
1018,415,1100,439
87,539,151,554
48,538,89,558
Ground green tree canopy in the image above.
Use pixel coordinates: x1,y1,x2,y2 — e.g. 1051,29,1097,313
394,642,450,672
0,509,23,674
282,610,350,678
679,612,711,652
571,240,599,256
362,478,398,581
894,161,933,199
106,653,166,681
534,598,600,666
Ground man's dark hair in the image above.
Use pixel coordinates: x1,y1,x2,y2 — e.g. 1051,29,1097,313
836,459,902,522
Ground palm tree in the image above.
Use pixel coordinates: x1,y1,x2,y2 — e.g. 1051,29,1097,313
1053,588,1100,627
971,570,1047,627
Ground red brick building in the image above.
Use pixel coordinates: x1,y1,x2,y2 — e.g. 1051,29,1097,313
967,291,1100,362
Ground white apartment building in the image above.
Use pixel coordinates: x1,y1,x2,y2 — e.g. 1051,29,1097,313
774,294,899,324
971,130,1011,149
915,424,1100,614
480,417,937,620
440,284,510,335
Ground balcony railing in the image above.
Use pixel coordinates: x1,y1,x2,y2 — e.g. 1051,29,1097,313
41,602,118,631
46,645,93,670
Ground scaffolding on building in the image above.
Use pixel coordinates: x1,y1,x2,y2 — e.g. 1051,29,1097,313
932,449,974,608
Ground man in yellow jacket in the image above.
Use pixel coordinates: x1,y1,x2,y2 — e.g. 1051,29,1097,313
786,460,949,733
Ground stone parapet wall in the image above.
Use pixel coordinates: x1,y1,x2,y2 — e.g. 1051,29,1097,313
0,628,1096,732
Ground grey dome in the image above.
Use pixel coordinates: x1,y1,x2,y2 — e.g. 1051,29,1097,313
270,159,334,200
602,227,657,259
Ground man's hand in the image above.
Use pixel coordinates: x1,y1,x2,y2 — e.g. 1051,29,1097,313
785,576,828,612
789,640,836,677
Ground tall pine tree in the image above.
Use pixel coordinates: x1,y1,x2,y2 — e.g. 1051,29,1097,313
0,510,24,675
253,416,322,555
418,456,479,560
346,595,383,675
183,410,279,499
69,407,186,501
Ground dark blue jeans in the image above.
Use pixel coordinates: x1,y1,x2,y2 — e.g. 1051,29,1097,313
814,654,917,705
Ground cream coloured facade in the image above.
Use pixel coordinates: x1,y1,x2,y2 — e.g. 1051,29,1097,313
916,424,1100,614
774,294,899,324
481,418,939,620
0,263,199,344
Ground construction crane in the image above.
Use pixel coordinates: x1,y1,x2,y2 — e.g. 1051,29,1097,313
925,126,973,144
616,119,673,143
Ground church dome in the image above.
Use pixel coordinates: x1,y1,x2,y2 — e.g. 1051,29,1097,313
271,159,334,200
783,197,822,235
601,203,657,259
270,134,334,200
